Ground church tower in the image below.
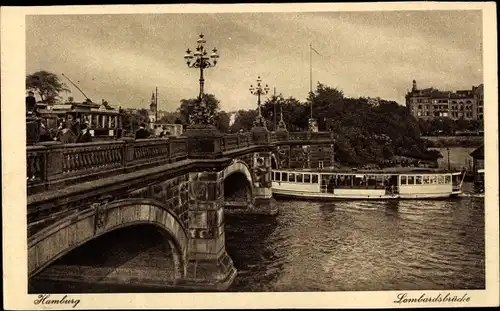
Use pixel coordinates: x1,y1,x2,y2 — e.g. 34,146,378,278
149,92,157,113
148,91,157,124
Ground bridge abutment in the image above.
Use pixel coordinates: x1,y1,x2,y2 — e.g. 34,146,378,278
250,126,279,216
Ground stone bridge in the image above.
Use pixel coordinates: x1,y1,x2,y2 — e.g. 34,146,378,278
26,127,335,291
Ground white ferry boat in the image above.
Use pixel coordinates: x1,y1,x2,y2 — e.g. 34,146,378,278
271,168,466,200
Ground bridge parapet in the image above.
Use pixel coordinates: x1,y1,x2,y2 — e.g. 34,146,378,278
27,137,188,195
220,132,253,152
27,131,336,195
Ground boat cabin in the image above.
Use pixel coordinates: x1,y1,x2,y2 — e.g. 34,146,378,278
271,169,464,199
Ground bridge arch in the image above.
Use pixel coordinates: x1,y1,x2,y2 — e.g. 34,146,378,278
223,159,254,203
28,198,188,281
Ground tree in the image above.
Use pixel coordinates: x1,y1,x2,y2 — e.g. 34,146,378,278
158,111,181,124
216,111,230,133
121,108,150,135
26,71,70,105
229,109,258,132
262,94,286,130
178,93,220,126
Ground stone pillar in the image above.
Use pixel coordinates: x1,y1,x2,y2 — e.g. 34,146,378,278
182,125,223,159
183,170,237,290
275,128,289,141
250,151,278,215
39,141,64,183
251,124,271,145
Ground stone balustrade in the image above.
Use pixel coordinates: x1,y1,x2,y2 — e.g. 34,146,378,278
221,132,253,152
27,138,188,195
27,130,334,194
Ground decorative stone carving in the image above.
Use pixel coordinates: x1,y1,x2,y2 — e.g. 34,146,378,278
190,181,208,200
91,196,112,234
252,153,272,188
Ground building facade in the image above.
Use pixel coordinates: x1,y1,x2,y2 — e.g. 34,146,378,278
405,80,484,121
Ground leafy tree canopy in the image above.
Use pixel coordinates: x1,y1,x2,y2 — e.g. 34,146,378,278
26,71,70,105
178,93,220,126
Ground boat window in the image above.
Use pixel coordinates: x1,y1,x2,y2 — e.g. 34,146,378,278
312,174,318,183
423,176,430,184
401,175,407,185
438,176,444,184
431,176,437,184
289,173,296,183
416,176,422,185
296,174,303,183
304,174,311,183
282,172,288,182
275,172,281,181
445,175,451,184
408,176,415,185
367,175,377,187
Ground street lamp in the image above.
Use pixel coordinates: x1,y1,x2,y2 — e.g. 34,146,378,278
249,76,269,127
184,33,219,99
184,33,219,126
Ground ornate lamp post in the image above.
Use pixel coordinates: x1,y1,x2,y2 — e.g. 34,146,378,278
184,33,219,125
277,102,287,130
249,76,269,127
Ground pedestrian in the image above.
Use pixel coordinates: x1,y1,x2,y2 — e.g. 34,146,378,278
26,91,37,116
159,126,171,138
58,120,77,143
39,120,53,142
76,123,92,143
135,123,150,139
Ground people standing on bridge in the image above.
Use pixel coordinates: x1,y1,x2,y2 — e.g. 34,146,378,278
58,120,77,143
26,91,38,116
38,120,53,142
76,123,92,143
159,126,170,138
135,123,150,139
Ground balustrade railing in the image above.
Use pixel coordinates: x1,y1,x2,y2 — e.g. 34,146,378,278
288,132,309,141
27,137,189,194
310,131,334,140
62,141,123,177
221,132,254,152
132,139,170,167
27,130,334,194
27,145,46,183
169,137,188,161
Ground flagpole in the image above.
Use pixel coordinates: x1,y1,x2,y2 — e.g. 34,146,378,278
309,43,313,119
273,87,277,131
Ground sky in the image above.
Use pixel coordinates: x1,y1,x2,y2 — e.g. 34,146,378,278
26,10,483,112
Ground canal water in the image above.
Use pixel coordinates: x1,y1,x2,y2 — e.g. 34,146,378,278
226,196,485,291
31,195,485,292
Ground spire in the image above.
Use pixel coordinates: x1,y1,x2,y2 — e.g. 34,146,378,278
277,103,287,130
150,91,157,112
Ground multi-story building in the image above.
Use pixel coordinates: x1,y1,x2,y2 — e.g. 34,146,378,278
405,80,484,121
472,84,484,120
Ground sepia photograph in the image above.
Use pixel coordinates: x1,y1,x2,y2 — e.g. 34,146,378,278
2,2,499,309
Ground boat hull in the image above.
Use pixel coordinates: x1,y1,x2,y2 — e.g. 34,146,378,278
272,188,459,200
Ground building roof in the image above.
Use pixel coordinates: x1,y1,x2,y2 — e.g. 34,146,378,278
407,85,479,100
470,145,484,160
